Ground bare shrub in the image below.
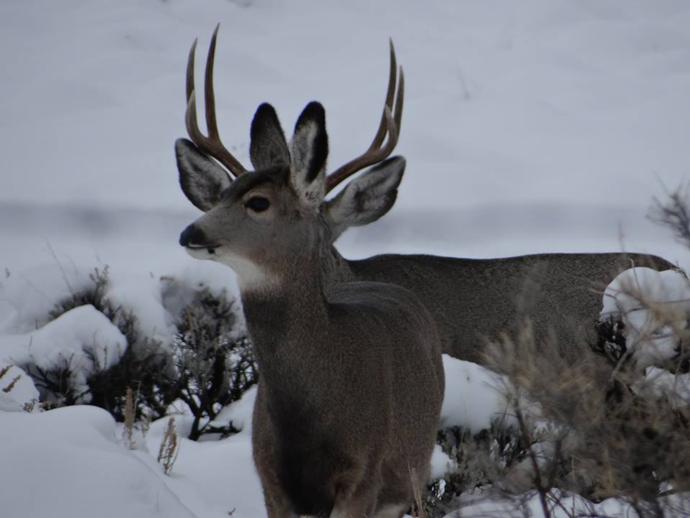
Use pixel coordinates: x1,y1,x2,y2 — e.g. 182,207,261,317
173,286,257,440
649,184,690,250
23,355,84,408
424,424,527,517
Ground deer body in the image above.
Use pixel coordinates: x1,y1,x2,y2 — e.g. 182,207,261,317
246,272,443,516
345,251,674,363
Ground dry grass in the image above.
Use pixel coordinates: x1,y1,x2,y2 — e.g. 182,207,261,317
157,417,180,476
122,387,137,449
482,313,690,516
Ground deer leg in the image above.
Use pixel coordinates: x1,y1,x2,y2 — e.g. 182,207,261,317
263,495,297,518
258,472,296,518
329,474,381,518
253,438,296,517
329,500,372,518
371,504,406,518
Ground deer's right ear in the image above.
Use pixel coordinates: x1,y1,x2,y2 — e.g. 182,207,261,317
250,103,290,170
175,138,232,212
324,156,405,240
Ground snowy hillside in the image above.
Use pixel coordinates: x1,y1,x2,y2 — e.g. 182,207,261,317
3,0,690,213
2,0,690,517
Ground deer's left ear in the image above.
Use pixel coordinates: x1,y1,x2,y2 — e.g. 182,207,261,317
290,101,328,209
324,156,405,241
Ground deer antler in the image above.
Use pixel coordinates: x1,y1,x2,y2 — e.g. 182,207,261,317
325,40,404,193
185,24,248,178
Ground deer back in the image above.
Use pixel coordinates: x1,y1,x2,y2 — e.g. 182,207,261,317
349,251,675,365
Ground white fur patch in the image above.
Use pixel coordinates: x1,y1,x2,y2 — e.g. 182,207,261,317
189,247,275,292
222,255,273,292
291,120,316,177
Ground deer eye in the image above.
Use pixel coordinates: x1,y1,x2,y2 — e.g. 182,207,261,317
245,196,270,213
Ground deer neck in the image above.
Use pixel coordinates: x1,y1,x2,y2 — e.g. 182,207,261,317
323,245,354,283
239,247,334,429
240,245,329,369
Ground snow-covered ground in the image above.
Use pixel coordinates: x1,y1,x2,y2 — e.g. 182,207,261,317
2,0,690,517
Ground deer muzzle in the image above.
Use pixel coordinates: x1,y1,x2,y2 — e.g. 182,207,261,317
179,224,219,254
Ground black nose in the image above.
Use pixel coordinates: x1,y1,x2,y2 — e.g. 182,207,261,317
179,224,207,247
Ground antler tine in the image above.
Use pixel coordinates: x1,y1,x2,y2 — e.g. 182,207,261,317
184,24,247,178
186,38,197,101
204,24,220,140
325,41,404,193
369,39,398,150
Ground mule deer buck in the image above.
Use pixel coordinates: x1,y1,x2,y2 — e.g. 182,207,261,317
178,28,444,517
175,29,674,371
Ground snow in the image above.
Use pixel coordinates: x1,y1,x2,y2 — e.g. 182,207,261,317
146,402,265,518
2,0,689,216
212,385,257,434
636,366,690,408
599,265,690,458
0,305,126,401
0,262,96,334
430,444,455,480
104,269,174,343
601,267,690,369
0,364,39,412
440,356,514,433
0,406,197,518
448,488,647,518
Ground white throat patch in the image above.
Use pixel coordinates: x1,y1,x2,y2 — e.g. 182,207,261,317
185,246,275,292
216,250,274,292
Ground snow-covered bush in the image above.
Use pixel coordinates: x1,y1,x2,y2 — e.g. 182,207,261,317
40,267,177,419
0,263,257,440
599,267,690,371
422,357,536,515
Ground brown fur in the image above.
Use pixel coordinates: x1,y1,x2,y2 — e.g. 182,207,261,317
343,251,674,364
245,274,444,517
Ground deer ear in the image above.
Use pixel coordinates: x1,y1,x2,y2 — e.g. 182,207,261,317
250,103,290,170
175,138,232,212
324,156,405,240
290,101,328,208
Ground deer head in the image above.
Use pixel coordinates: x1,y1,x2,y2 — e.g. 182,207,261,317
175,25,406,249
179,99,333,290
